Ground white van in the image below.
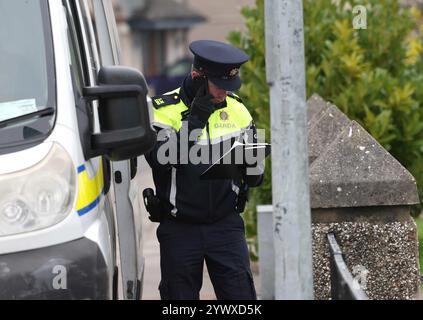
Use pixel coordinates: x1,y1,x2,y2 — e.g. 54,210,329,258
0,0,156,299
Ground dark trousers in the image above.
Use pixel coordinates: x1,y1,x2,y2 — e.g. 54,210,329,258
156,213,257,300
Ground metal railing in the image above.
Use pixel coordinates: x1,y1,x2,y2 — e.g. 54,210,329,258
327,233,369,300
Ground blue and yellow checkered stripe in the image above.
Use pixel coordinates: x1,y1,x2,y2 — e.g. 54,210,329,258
76,162,104,216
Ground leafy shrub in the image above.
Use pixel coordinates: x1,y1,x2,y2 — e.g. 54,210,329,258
229,0,423,259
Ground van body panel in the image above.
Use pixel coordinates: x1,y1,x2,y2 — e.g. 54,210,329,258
0,237,109,300
0,0,145,299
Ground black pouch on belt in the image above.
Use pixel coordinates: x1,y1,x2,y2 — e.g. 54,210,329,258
143,188,163,223
236,182,249,213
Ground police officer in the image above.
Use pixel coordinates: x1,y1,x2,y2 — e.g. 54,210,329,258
144,40,264,300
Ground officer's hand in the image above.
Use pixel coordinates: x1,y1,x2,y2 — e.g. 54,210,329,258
189,83,215,128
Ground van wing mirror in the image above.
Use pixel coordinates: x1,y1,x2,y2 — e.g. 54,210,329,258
83,66,157,161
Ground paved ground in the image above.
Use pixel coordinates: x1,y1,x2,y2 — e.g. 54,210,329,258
133,156,260,300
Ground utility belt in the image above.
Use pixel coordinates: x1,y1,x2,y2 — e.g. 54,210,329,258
143,183,249,223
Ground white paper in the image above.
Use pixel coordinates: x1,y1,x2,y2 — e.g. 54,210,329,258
0,99,37,122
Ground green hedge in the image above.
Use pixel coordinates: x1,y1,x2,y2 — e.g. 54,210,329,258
229,0,423,259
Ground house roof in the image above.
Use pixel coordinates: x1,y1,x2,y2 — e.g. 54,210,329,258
128,0,206,31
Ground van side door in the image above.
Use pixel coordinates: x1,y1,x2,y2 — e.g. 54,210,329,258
79,0,143,300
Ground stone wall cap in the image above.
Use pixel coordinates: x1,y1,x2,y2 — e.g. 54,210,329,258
308,103,351,164
307,94,330,125
310,121,420,208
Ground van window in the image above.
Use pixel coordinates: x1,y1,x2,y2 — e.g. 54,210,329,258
65,4,86,95
0,0,55,152
85,0,118,66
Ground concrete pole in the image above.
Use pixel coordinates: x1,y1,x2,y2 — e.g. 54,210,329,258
264,0,314,299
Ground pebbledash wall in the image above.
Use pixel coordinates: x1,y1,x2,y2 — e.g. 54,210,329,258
258,94,421,300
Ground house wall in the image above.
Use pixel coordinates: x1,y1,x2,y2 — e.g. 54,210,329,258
187,0,255,42
117,23,143,70
114,0,145,69
115,0,256,74
114,0,147,18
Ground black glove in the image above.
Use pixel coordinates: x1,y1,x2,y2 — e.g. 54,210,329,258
188,83,215,129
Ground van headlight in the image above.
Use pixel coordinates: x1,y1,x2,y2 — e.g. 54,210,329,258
0,143,76,236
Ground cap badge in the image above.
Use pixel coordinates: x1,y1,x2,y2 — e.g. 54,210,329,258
220,111,229,121
229,68,239,77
